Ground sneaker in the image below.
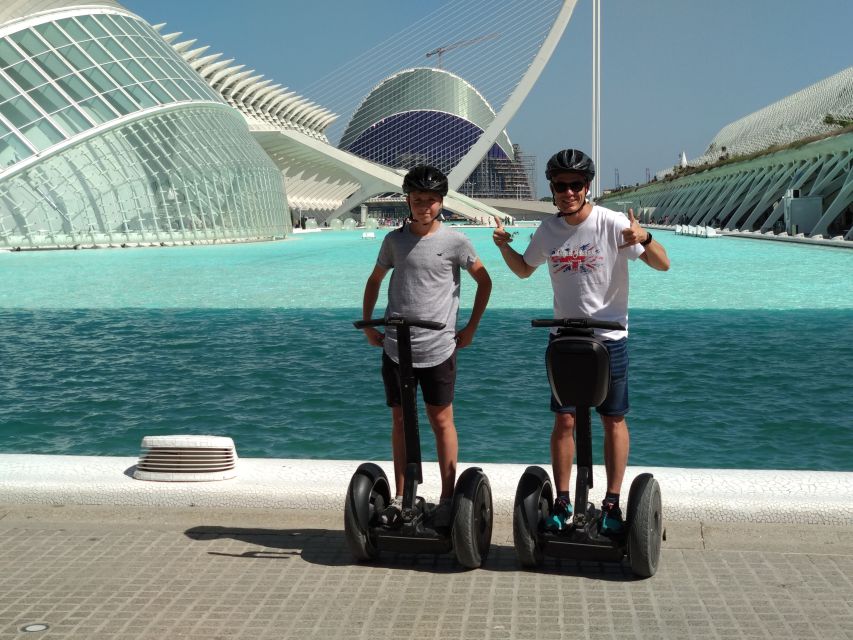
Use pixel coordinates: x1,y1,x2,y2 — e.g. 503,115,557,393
380,496,403,528
431,498,453,528
599,502,624,536
545,496,574,531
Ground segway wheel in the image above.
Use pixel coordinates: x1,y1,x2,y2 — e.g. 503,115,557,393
451,468,493,569
344,462,390,562
626,473,663,578
512,466,552,568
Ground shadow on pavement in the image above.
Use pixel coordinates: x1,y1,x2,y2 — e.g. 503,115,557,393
184,525,640,580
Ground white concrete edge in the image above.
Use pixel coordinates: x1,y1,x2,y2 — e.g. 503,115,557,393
1,454,851,525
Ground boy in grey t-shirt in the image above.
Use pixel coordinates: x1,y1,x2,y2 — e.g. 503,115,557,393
361,165,492,527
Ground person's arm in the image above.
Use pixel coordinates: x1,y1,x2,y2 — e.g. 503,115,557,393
492,215,537,278
362,264,388,346
620,209,670,271
638,238,670,271
455,259,491,349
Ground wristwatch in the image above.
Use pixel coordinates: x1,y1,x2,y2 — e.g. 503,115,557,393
640,232,653,247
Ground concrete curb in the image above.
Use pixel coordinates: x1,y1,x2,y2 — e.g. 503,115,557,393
1,453,851,525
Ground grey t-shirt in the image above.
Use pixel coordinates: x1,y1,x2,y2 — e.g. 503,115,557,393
377,224,478,367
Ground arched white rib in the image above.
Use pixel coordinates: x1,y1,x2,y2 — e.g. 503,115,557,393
447,0,579,190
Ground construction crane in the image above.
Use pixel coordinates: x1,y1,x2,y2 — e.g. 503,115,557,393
426,32,500,69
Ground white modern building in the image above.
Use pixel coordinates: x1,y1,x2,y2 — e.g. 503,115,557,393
1,0,580,248
0,0,290,249
601,67,853,240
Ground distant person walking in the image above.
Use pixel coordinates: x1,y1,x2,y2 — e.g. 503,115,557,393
492,148,670,535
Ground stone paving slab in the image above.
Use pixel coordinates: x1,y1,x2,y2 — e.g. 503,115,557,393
1,505,851,639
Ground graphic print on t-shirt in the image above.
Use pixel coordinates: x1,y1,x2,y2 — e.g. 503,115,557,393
549,242,604,274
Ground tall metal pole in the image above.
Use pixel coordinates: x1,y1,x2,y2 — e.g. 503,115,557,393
591,0,601,199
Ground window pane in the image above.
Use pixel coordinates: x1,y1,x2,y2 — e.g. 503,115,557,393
59,19,89,43
56,74,94,101
51,106,92,135
9,30,48,57
21,117,65,150
101,61,134,87
0,131,33,165
58,45,95,72
101,37,130,62
101,89,135,114
100,15,128,36
32,51,73,80
78,96,115,123
121,18,149,38
123,83,157,108
117,36,145,59
34,22,72,48
161,79,189,101
80,39,111,64
131,37,161,59
142,80,171,103
28,84,70,113
0,96,41,127
4,62,44,92
80,66,117,93
0,39,24,68
122,58,152,82
77,15,108,39
140,58,167,80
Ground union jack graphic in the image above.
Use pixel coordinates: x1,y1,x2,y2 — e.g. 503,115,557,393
549,242,603,274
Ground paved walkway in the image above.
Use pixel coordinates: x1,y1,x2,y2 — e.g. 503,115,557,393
2,504,852,639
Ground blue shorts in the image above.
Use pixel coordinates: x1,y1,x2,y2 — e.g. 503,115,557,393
549,336,629,417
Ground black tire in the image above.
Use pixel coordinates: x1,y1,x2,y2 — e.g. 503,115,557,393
451,468,493,569
512,466,552,568
626,473,663,578
344,463,390,562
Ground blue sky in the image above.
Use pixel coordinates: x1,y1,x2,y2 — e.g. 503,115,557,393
122,0,851,195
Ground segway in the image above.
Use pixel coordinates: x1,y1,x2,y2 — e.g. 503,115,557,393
512,318,663,578
344,316,493,569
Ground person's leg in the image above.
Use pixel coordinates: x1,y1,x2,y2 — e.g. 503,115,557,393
419,354,458,501
596,338,630,534
390,405,405,497
601,414,629,494
551,412,575,493
381,353,405,499
425,402,457,499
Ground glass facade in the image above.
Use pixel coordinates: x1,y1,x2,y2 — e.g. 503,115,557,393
0,9,289,247
340,69,533,199
0,106,288,247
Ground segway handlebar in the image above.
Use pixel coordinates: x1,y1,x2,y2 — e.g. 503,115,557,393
354,317,446,331
531,318,625,331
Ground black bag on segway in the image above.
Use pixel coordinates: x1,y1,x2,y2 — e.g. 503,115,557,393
546,335,610,408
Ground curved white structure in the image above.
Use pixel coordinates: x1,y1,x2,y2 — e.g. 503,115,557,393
690,66,853,169
0,0,290,249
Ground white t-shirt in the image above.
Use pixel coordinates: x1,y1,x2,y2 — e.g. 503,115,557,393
523,205,643,340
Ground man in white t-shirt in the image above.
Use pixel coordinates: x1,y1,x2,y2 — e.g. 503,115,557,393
493,148,670,535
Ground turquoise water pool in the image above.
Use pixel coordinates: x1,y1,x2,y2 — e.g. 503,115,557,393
1,228,851,470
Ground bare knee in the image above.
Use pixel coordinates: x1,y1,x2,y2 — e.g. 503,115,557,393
426,403,455,435
553,412,575,436
601,415,628,435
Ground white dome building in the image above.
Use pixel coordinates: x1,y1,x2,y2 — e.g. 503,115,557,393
0,0,290,249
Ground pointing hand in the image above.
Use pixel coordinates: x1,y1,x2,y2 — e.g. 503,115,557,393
619,208,648,248
492,214,512,247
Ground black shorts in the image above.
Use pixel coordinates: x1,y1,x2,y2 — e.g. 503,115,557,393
382,351,457,408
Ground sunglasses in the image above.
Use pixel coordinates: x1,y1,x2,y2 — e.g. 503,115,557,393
551,180,587,194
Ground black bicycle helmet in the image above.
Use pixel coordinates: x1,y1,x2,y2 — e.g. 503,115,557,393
545,149,595,182
402,165,449,197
